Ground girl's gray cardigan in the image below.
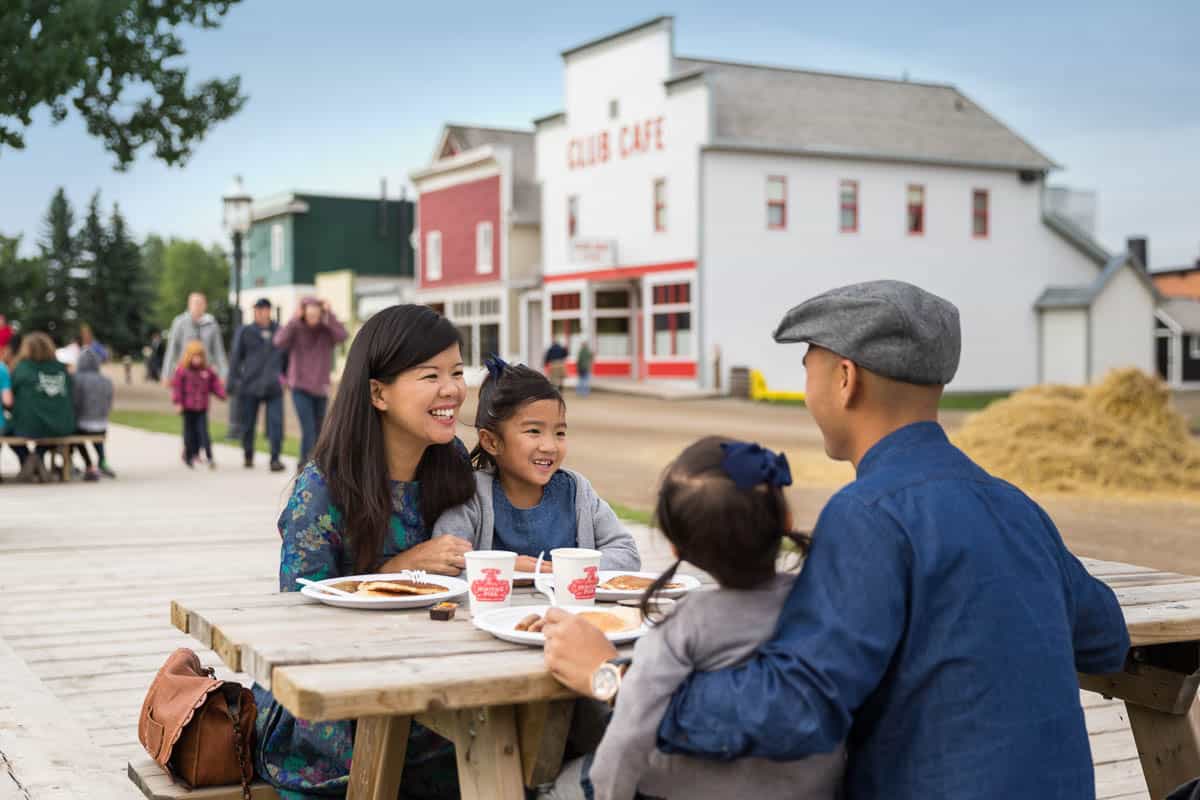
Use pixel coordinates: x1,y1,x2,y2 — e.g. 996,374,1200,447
432,469,641,570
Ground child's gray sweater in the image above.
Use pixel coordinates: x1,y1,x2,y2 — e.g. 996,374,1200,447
431,469,641,570
588,572,845,800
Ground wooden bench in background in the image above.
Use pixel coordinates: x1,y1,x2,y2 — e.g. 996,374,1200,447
0,433,106,482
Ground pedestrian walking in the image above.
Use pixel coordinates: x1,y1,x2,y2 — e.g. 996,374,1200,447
144,331,165,382
575,340,593,397
229,298,287,472
171,341,226,469
274,297,348,466
163,293,228,383
543,339,568,392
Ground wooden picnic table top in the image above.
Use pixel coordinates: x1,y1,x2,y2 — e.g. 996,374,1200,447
170,557,1200,723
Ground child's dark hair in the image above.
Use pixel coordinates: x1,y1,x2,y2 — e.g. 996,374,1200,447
469,359,563,471
640,435,810,622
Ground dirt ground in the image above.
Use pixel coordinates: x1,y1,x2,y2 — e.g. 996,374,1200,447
108,365,1200,575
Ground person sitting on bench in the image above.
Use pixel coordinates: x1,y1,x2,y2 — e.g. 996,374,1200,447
9,332,76,475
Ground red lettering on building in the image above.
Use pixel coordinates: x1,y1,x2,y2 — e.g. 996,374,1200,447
571,118,666,169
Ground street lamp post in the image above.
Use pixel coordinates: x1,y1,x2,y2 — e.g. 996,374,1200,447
222,176,252,439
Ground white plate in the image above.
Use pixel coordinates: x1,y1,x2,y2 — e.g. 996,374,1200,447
472,604,649,647
299,573,468,610
534,570,702,602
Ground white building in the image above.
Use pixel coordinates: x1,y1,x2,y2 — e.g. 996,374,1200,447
532,16,1155,391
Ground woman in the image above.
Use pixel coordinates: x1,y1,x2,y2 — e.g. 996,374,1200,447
254,305,477,800
274,297,349,466
9,332,75,471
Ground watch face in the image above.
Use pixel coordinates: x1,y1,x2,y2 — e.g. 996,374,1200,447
592,664,619,700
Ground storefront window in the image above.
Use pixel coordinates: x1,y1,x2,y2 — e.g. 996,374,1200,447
653,312,691,357
551,318,583,355
551,292,581,311
457,325,474,366
596,317,631,357
479,323,500,361
595,289,630,309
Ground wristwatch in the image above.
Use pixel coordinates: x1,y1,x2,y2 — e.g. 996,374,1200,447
591,657,632,703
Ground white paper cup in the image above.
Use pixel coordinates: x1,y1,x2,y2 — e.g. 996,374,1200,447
550,547,602,606
464,550,517,616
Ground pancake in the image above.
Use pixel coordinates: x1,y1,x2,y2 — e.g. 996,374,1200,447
356,580,445,597
598,575,682,592
577,611,635,634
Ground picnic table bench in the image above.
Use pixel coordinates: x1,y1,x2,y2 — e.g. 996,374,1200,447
152,558,1200,800
0,433,106,482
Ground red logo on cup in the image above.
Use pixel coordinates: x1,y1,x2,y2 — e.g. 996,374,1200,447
471,568,511,602
567,566,599,600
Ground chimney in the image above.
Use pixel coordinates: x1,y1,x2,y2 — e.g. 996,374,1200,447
378,177,388,238
1127,236,1148,271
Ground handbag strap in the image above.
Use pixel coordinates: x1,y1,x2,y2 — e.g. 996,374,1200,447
222,686,252,800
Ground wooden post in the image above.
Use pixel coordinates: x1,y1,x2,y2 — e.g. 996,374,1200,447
1127,697,1200,799
347,715,411,800
516,700,575,788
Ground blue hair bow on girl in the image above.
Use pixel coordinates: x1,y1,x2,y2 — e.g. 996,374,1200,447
483,354,508,382
719,441,793,490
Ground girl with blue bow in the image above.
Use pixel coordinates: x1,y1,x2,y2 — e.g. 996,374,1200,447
540,436,844,800
433,356,641,573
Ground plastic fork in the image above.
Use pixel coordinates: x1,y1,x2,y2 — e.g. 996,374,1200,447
533,551,555,606
399,569,430,584
296,577,356,597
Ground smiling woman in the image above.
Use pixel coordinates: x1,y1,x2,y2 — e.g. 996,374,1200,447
253,304,478,800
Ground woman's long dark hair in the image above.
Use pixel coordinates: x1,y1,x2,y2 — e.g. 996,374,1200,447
640,435,810,623
469,362,563,471
310,305,475,572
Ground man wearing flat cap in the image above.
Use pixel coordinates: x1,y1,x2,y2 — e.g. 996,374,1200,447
542,280,1130,800
228,298,287,472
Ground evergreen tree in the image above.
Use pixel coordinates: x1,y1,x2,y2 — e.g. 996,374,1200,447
0,234,48,332
78,191,108,339
103,203,153,355
34,188,78,337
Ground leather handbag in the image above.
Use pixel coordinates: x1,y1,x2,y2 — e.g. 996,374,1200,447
138,648,256,799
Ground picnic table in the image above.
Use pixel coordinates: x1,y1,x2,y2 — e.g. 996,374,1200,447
166,558,1200,800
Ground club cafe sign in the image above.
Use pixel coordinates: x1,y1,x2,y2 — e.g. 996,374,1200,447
567,116,664,170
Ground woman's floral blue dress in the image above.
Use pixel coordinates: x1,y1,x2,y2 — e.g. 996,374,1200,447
253,463,460,799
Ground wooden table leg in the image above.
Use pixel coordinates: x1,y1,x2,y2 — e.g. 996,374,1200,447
1128,697,1200,799
347,714,411,800
59,444,71,482
418,706,525,800
517,700,575,788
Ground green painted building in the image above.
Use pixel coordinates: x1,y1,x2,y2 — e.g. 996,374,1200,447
237,191,415,321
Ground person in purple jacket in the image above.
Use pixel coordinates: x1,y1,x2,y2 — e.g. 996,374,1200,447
274,297,349,466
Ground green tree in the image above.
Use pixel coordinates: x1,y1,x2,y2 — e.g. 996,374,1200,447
155,238,230,333
0,1,247,170
102,203,153,354
142,234,167,300
77,190,107,333
0,233,47,331
34,187,78,336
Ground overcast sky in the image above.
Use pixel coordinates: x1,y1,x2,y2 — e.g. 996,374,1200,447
1,0,1196,268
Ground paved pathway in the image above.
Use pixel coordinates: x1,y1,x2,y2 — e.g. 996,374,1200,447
0,425,1146,799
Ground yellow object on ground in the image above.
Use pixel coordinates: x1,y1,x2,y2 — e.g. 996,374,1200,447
953,369,1200,496
750,369,806,403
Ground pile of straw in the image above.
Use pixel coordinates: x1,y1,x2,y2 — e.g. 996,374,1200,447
953,369,1200,496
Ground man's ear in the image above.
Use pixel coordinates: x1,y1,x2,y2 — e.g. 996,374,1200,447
479,428,502,457
369,379,387,412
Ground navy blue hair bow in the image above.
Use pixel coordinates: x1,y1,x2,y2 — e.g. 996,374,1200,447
719,441,793,490
483,354,508,382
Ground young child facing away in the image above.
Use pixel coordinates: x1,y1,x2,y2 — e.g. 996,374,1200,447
543,436,845,800
72,349,114,480
171,340,226,469
434,356,640,573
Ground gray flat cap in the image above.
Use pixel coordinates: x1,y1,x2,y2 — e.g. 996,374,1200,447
773,280,961,385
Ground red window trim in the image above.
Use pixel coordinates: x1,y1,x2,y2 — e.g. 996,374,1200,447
972,189,989,238
840,180,859,233
653,178,666,233
907,184,925,236
767,175,787,230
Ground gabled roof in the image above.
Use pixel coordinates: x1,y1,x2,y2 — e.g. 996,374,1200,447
425,124,540,224
1035,253,1160,310
1159,298,1200,333
1042,211,1110,266
674,57,1057,172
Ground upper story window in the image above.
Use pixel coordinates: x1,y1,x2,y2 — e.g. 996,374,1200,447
551,292,581,312
907,185,925,235
271,223,284,270
839,180,859,233
767,176,787,230
972,189,989,238
425,230,442,281
653,178,667,232
567,195,578,239
476,221,493,274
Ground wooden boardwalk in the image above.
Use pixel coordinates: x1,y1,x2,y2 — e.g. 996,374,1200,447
0,425,1149,798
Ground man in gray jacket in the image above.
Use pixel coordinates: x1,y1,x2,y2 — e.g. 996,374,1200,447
228,298,287,472
162,292,228,383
